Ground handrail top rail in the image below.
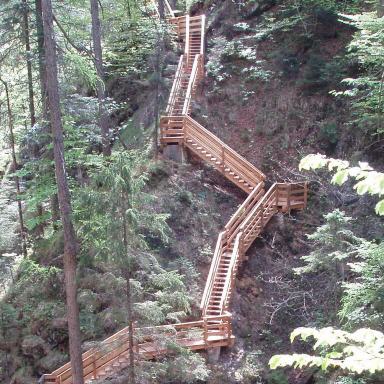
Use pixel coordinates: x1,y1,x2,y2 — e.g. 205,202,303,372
184,116,266,181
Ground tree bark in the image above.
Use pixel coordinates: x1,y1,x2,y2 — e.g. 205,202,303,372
122,212,135,384
378,0,384,17
34,0,49,238
125,270,135,384
41,1,84,383
158,0,165,20
0,77,27,258
22,0,36,127
35,0,47,119
90,0,111,157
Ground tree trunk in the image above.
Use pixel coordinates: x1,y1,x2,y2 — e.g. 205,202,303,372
41,1,84,383
22,0,36,127
122,213,135,384
0,77,27,258
378,0,384,16
34,0,49,237
90,0,111,157
158,0,165,19
125,270,136,384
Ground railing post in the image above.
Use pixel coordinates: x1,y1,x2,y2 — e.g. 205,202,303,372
185,15,190,67
203,317,208,346
227,315,232,340
275,184,280,211
221,145,225,168
303,181,308,208
287,184,291,213
92,354,97,379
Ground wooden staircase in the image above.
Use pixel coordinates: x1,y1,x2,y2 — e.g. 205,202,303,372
41,3,308,383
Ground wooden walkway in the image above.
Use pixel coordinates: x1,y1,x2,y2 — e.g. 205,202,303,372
41,3,307,383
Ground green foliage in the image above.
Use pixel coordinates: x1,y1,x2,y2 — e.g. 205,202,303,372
331,12,384,137
300,154,384,215
320,121,339,144
340,242,384,328
75,150,170,265
163,349,210,383
294,209,364,276
270,327,384,374
234,351,263,383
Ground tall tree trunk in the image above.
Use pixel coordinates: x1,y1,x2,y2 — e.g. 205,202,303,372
35,0,47,119
41,1,84,383
378,0,384,16
125,270,135,384
22,0,36,127
36,0,61,233
90,0,111,157
158,0,165,19
122,213,135,384
0,77,27,258
33,0,49,237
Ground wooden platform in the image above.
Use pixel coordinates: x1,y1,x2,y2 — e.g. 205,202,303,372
41,2,308,383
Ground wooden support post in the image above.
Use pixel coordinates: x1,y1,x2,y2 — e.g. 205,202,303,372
203,317,208,346
221,145,225,168
207,347,221,363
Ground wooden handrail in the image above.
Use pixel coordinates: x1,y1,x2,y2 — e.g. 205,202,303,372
182,54,201,115
164,0,175,17
200,15,206,56
184,116,266,185
184,15,190,67
44,1,309,380
165,55,185,115
219,232,242,311
200,231,226,311
225,183,264,242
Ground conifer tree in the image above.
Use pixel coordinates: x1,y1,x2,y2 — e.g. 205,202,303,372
41,0,84,382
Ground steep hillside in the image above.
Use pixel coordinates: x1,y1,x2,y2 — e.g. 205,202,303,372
1,0,383,383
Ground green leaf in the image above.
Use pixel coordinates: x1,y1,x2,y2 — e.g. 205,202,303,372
332,169,349,185
375,199,384,215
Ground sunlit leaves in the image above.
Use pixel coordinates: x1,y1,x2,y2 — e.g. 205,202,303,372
270,327,384,374
300,154,384,215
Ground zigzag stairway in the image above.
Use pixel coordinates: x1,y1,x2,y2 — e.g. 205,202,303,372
41,3,308,383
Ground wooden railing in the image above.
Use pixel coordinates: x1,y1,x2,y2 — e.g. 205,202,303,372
182,54,203,115
200,231,226,311
220,232,242,312
276,182,308,212
43,2,309,381
184,116,266,188
224,183,264,243
165,55,185,115
159,116,184,144
41,316,233,383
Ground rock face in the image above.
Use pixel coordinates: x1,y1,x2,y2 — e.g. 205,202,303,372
242,0,276,18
